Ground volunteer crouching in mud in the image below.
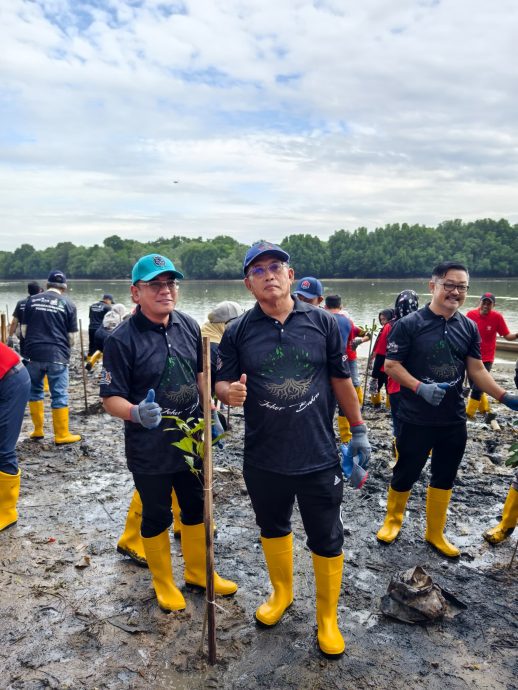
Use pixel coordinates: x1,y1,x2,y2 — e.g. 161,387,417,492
377,261,518,557
100,254,237,613
215,241,371,659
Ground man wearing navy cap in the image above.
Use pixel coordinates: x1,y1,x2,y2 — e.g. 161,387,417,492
215,241,370,659
87,293,114,361
100,254,237,614
22,270,81,444
465,292,518,417
293,276,324,306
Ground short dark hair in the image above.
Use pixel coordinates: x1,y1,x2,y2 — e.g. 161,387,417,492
325,294,342,309
27,281,41,296
431,261,469,280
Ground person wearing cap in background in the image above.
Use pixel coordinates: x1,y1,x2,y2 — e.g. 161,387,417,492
0,340,31,532
87,293,114,363
293,277,324,306
22,270,81,445
8,281,43,357
377,261,518,558
100,254,237,614
215,241,371,659
85,304,129,372
465,292,518,418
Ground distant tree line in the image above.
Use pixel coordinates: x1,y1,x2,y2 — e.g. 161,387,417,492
1,218,517,280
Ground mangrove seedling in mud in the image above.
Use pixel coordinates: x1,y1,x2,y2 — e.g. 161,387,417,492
163,415,226,477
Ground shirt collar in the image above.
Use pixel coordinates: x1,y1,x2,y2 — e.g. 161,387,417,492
424,303,460,322
133,305,177,332
248,296,310,322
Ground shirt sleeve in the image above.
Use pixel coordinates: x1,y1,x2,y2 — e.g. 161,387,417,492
386,319,411,362
326,315,350,378
67,302,78,333
466,321,482,359
215,328,240,383
374,322,391,356
496,313,510,337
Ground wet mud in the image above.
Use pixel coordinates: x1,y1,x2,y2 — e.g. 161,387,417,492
1,361,517,689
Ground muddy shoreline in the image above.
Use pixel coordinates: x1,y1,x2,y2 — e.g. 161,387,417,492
1,360,517,689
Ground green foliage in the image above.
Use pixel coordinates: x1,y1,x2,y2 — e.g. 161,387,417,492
1,219,517,279
163,415,226,477
505,419,518,469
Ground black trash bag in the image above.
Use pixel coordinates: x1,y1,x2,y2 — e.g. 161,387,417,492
380,566,448,624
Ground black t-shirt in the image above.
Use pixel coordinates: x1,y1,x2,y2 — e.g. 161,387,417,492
216,298,350,475
99,307,203,474
386,304,481,425
89,301,112,330
23,289,78,364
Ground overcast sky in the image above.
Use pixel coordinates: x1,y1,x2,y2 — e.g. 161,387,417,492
1,0,517,251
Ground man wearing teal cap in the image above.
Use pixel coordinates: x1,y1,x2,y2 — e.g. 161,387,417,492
100,254,237,613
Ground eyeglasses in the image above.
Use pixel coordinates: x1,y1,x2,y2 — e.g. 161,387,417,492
139,280,179,293
436,281,469,294
247,261,288,279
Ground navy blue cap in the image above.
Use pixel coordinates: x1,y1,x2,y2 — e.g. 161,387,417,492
243,241,290,275
294,276,323,298
47,270,67,286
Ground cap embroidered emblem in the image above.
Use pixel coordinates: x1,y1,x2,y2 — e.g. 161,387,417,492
301,279,311,289
153,255,166,267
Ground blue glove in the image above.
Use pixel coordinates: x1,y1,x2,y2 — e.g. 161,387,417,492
415,382,449,406
211,409,226,449
130,389,162,429
341,444,368,489
349,423,371,469
501,393,518,411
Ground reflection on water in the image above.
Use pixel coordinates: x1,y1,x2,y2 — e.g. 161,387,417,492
1,277,517,363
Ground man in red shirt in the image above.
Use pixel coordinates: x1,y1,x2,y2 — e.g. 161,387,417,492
465,293,518,417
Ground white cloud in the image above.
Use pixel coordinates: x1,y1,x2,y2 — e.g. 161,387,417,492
0,0,517,250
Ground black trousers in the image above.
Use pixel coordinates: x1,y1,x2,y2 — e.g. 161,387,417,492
243,463,344,557
391,421,467,492
133,469,204,538
88,329,98,356
469,361,492,401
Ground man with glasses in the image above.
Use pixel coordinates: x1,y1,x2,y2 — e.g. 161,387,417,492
377,261,518,557
100,254,237,613
215,241,371,659
465,292,518,418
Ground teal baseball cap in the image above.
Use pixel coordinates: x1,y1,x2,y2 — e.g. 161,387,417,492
131,254,184,284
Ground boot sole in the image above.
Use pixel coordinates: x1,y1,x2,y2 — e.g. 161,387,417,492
116,546,148,568
254,602,293,628
184,582,237,597
425,539,460,559
319,646,345,659
0,519,18,532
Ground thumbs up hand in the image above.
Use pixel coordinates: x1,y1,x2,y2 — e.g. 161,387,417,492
228,373,247,407
130,388,163,428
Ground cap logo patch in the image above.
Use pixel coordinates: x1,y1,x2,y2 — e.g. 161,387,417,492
301,279,311,289
153,255,166,267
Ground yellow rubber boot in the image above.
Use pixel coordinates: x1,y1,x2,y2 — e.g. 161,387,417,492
370,391,382,407
376,487,411,543
171,488,182,539
385,395,391,410
43,375,49,393
117,490,147,567
52,407,81,444
142,531,186,612
479,393,491,414
0,470,21,532
255,533,293,627
85,351,102,372
337,415,351,444
388,437,399,470
181,522,237,596
29,400,45,439
354,386,364,406
312,552,345,658
483,487,518,544
425,487,460,558
466,397,479,419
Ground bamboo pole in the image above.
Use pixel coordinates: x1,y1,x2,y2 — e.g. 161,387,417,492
5,304,9,324
0,313,7,344
78,319,89,414
361,319,376,411
202,336,216,664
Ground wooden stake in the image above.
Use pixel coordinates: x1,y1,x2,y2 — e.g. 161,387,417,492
0,313,7,344
78,319,89,414
202,336,216,665
361,318,376,411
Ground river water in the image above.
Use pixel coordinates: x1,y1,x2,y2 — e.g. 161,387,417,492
1,277,517,363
